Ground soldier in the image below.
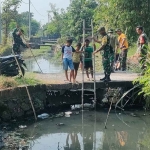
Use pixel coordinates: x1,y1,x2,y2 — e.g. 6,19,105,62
12,27,29,55
116,29,128,71
93,27,112,82
136,26,148,73
107,29,118,72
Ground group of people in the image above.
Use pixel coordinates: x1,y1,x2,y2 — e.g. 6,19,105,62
62,26,148,83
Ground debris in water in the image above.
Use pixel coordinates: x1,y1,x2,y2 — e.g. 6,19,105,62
102,97,108,103
130,113,137,117
74,112,80,115
56,123,65,126
19,125,27,129
71,105,81,110
83,103,93,108
55,112,64,118
119,113,121,115
37,113,49,119
65,111,72,115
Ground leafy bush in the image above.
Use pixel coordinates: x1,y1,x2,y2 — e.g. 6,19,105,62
0,45,12,56
134,48,150,107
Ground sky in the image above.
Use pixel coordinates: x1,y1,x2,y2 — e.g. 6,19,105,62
18,0,70,25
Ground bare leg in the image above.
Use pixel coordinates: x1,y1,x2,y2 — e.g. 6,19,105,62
80,62,83,70
65,70,69,81
90,67,93,78
86,69,89,78
74,70,78,79
71,70,75,83
70,71,72,82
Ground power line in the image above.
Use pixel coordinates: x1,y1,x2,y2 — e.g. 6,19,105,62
30,1,46,17
22,1,29,4
21,0,46,17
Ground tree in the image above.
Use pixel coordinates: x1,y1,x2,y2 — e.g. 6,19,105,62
46,0,97,41
94,0,150,43
2,0,21,44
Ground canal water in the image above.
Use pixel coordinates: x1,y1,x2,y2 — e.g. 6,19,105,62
24,56,63,74
2,110,150,150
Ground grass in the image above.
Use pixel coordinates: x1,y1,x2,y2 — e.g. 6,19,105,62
0,45,12,56
22,46,52,59
0,73,41,89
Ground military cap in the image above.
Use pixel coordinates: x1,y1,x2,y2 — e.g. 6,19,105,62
98,27,105,32
108,29,114,33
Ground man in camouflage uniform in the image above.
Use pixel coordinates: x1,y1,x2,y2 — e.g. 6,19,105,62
136,26,148,73
107,29,118,72
93,27,111,82
12,26,29,55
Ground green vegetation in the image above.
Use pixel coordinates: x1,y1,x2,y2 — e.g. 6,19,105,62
22,46,51,59
0,73,41,89
0,45,12,56
2,0,40,45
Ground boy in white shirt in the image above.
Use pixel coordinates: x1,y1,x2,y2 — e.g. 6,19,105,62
62,39,75,83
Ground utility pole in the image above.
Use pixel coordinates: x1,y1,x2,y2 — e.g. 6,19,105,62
0,0,2,44
29,0,31,39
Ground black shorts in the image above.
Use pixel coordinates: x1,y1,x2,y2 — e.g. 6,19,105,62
84,61,93,69
73,62,80,71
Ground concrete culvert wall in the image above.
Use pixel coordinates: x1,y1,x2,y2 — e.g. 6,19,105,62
0,85,46,121
0,82,145,121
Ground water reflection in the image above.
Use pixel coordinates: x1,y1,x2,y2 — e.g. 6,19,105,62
24,111,150,150
25,56,63,73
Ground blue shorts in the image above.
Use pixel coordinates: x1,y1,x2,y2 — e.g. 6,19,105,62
63,58,74,70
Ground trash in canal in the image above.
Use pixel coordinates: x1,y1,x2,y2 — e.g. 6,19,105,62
37,113,49,119
130,113,137,117
65,111,72,117
19,125,27,129
56,123,65,126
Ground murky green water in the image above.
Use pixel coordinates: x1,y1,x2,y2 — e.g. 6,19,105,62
12,110,150,150
25,56,63,74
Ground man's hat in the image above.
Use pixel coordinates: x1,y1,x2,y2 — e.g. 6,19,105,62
98,27,105,32
108,29,114,33
20,29,24,34
115,28,121,32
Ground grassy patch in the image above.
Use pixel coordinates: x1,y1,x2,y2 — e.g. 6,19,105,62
128,43,137,57
0,45,12,56
22,46,51,59
0,73,41,89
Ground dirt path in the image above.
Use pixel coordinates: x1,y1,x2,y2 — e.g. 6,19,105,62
32,71,138,84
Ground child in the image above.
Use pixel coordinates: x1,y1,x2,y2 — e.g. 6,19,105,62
70,43,82,82
83,39,95,81
62,39,75,83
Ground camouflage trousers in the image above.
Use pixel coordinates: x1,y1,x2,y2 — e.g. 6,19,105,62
102,51,111,76
120,49,128,70
140,47,147,70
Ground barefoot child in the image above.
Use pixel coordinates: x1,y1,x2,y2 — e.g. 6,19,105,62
70,43,82,82
83,39,96,81
62,39,75,83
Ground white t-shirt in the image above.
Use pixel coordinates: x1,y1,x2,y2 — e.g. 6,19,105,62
62,45,75,60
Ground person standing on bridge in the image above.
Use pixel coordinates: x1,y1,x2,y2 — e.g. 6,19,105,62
136,26,148,73
107,29,119,73
93,27,112,82
116,29,128,71
62,39,76,84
